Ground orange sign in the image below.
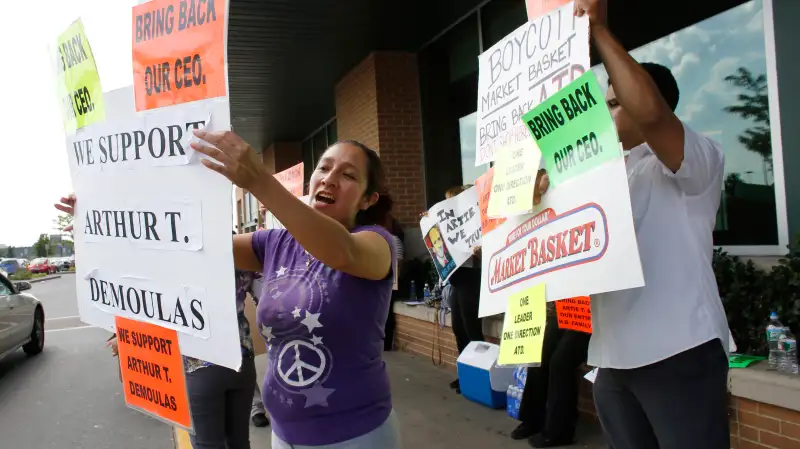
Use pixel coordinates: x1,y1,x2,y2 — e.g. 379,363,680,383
115,316,192,430
132,0,227,111
526,0,572,19
555,296,592,333
274,162,304,197
475,168,506,235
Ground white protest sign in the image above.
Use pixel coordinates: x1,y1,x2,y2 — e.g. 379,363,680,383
475,2,589,166
66,87,242,371
478,157,644,317
420,215,470,283
427,187,482,254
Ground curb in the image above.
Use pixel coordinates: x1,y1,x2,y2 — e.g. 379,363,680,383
173,427,191,449
29,275,63,284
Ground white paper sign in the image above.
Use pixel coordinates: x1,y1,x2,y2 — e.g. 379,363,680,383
67,87,242,370
427,187,482,254
479,157,644,317
475,2,590,166
420,215,471,283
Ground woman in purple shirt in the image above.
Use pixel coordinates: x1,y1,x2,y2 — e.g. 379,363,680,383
192,132,400,448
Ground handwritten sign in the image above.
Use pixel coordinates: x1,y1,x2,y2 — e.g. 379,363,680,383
498,283,547,365
487,139,541,218
274,162,304,197
526,0,572,19
428,187,482,254
116,316,192,430
55,19,105,132
475,2,589,166
475,169,506,235
555,296,592,333
522,71,621,186
421,215,465,283
132,0,228,111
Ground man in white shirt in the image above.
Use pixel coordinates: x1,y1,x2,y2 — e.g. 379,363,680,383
534,2,730,448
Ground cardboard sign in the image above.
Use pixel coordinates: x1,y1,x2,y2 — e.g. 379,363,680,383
475,2,589,166
54,19,105,133
420,215,464,283
522,71,621,187
427,187,482,254
274,162,304,197
132,0,228,111
116,316,192,430
66,87,242,371
498,283,547,365
475,169,506,235
487,139,541,218
555,296,592,333
479,157,644,317
526,0,573,19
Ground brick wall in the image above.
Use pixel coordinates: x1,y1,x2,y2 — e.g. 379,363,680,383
335,52,426,227
730,397,800,449
335,54,379,150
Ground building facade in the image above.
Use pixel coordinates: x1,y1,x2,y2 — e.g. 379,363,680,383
231,0,798,263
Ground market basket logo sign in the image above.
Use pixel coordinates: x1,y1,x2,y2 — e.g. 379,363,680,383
132,0,227,111
488,203,608,293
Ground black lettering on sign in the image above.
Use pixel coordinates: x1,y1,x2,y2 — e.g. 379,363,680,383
174,54,207,88
58,33,89,71
134,0,217,43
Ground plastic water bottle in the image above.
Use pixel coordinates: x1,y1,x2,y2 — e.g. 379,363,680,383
513,387,522,418
779,328,798,375
423,283,431,300
506,385,515,418
767,312,785,370
409,280,416,300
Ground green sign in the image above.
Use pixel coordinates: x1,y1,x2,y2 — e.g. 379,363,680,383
521,71,620,187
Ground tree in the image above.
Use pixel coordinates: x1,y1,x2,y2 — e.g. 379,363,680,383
32,234,50,258
53,214,74,240
723,67,771,169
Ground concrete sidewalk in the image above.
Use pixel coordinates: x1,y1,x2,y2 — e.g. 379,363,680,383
174,351,605,448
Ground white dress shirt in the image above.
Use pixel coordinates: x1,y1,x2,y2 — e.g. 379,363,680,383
588,122,730,369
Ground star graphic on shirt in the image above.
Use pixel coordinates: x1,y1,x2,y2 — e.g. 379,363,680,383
276,266,288,277
271,290,283,300
286,398,294,406
280,394,286,404
301,311,323,333
261,325,274,342
301,382,335,408
292,307,302,319
311,334,323,346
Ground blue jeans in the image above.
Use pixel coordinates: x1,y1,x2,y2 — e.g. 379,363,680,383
270,411,401,449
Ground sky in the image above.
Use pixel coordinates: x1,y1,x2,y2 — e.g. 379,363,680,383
0,0,138,247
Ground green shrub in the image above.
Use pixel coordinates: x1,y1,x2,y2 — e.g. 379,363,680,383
714,236,800,355
9,270,32,280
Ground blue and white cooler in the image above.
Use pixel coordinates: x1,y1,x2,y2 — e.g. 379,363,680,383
456,341,515,409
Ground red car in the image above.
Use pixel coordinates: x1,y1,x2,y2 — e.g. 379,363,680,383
28,258,57,275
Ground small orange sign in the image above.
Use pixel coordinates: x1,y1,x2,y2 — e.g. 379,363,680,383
132,0,227,111
115,316,192,430
526,0,572,19
274,162,304,197
475,168,506,235
555,296,593,333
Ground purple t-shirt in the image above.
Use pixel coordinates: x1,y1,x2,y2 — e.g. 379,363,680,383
251,226,396,445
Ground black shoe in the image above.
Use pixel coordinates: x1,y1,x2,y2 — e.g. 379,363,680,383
252,413,270,428
528,433,574,448
449,379,460,390
511,423,541,440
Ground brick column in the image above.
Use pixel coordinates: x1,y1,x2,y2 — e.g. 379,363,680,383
335,52,425,227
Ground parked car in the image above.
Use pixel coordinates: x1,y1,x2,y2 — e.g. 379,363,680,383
28,258,57,275
52,258,72,272
0,273,45,360
0,259,25,276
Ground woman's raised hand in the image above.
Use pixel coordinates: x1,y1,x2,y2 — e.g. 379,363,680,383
191,130,266,191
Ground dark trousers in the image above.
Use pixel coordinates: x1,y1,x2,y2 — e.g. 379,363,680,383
384,301,396,351
186,357,256,449
593,339,729,449
449,267,483,354
519,316,591,439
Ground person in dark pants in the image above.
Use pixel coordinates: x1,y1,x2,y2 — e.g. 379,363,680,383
512,313,591,448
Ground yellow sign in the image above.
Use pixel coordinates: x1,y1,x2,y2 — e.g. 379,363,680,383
55,19,105,132
487,139,541,219
498,283,547,365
